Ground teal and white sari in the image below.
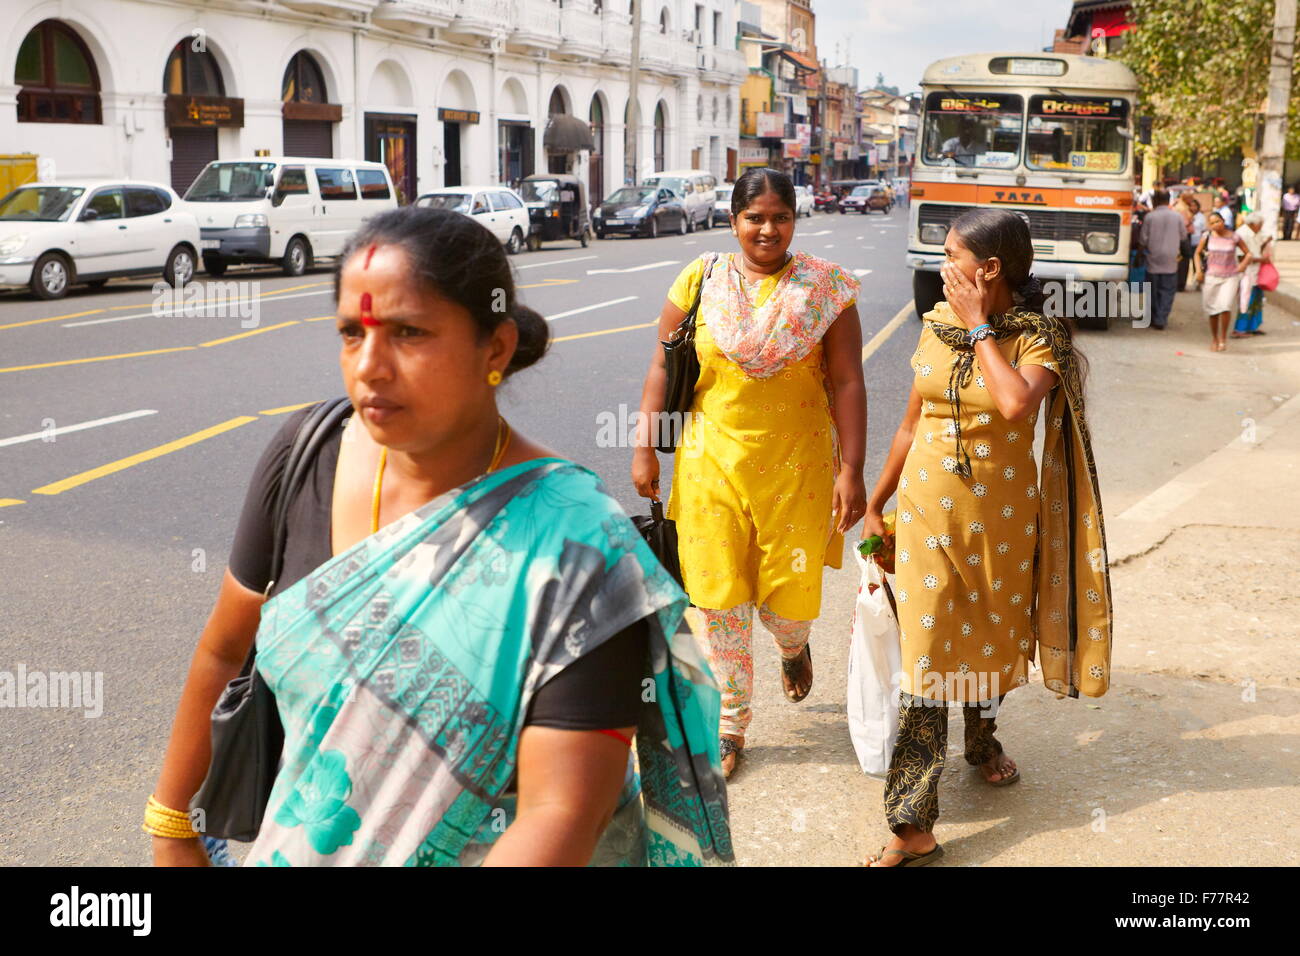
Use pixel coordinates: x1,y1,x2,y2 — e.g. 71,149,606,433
245,457,732,866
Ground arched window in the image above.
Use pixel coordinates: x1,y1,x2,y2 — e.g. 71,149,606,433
163,40,225,96
548,88,567,116
588,95,604,154
15,19,101,124
654,102,666,172
659,9,669,33
282,51,327,103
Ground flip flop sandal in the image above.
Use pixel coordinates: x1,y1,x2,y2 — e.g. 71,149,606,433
781,645,813,703
983,766,1021,787
864,844,944,867
719,737,743,779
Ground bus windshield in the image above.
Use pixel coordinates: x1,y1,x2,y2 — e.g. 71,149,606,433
921,91,1023,169
1026,95,1129,173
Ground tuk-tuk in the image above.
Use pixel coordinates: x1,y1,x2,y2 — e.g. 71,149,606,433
518,173,590,250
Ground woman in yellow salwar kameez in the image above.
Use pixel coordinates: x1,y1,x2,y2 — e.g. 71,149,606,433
632,168,867,778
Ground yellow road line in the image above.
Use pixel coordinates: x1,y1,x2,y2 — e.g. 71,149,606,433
199,320,299,347
519,278,580,289
0,498,24,508
553,321,657,343
303,315,337,322
30,416,259,496
861,301,915,363
0,308,106,331
260,401,320,416
0,345,196,374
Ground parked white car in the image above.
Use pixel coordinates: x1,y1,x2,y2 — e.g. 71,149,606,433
182,157,398,277
793,185,815,218
414,186,530,255
641,170,718,232
712,182,734,226
0,180,200,299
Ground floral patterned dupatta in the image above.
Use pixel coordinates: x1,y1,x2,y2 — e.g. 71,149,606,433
698,251,860,378
244,457,733,866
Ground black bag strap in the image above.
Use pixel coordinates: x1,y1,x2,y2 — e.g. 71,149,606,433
664,253,718,344
236,397,352,678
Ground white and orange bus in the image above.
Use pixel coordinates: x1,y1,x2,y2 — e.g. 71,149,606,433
907,53,1139,329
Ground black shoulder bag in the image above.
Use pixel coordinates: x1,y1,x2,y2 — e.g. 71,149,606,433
189,396,352,841
656,254,717,453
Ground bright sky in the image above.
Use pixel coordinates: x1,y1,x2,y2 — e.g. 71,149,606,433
813,0,1076,94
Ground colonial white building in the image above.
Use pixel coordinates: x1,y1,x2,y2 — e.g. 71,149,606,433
2,0,747,204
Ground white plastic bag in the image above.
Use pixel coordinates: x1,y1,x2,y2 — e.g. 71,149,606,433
846,547,902,776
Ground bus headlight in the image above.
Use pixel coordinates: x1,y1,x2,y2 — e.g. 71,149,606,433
1084,231,1117,255
920,223,948,244
234,214,268,229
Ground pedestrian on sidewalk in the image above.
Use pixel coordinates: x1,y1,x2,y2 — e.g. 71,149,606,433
1194,211,1251,352
1215,192,1235,230
1174,191,1196,291
861,208,1113,867
632,166,867,779
1282,186,1299,240
1232,212,1272,338
1188,198,1207,291
1139,190,1183,330
148,207,732,867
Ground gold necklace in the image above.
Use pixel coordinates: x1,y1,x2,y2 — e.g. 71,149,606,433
371,417,512,534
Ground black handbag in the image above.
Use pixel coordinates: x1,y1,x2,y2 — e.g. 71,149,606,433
189,397,352,841
632,499,684,590
656,255,717,453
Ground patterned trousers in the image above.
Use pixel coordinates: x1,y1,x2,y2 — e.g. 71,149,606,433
692,602,813,737
883,693,1006,834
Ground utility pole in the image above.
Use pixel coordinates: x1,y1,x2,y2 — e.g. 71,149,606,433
625,0,642,185
1259,0,1296,239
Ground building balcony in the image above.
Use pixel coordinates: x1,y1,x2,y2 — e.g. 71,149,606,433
555,8,603,60
599,14,632,67
280,0,378,16
446,0,513,41
373,0,456,28
508,0,561,51
640,32,673,72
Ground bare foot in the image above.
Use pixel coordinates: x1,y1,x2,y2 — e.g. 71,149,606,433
979,750,1018,784
866,826,937,867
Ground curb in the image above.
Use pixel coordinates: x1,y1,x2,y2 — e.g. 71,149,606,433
1268,280,1300,318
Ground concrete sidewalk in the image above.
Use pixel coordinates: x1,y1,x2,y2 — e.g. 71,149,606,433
724,282,1300,866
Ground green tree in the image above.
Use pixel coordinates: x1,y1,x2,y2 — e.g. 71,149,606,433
1119,0,1299,165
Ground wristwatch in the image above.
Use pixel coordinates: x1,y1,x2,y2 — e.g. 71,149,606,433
968,323,994,344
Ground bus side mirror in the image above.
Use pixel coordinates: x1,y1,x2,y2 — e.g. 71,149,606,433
1137,116,1152,145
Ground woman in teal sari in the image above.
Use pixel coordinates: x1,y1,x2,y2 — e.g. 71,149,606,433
148,208,731,866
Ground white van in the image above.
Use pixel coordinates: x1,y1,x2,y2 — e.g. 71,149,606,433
181,157,398,276
640,169,718,232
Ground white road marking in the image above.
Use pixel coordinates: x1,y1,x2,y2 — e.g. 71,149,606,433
62,288,331,327
802,229,833,236
547,296,639,320
856,235,863,240
853,268,873,277
824,244,835,249
862,246,876,250
0,409,158,447
515,255,598,270
684,241,697,245
586,260,679,275
861,301,915,362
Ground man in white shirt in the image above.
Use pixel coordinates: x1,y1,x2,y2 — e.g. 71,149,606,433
940,118,987,166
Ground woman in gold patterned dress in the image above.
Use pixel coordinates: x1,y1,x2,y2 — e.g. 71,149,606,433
861,208,1113,866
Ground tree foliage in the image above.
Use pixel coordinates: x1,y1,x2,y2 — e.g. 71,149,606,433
1118,0,1298,165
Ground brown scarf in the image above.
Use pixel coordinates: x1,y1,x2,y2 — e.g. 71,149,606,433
925,302,1114,699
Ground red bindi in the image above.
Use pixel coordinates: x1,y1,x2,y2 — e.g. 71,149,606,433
360,291,378,327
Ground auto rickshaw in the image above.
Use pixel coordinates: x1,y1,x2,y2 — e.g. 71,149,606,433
518,173,591,250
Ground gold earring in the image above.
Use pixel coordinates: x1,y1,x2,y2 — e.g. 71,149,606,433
487,369,503,386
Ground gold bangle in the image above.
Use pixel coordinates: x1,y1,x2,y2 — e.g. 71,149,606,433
146,794,193,821
144,794,199,837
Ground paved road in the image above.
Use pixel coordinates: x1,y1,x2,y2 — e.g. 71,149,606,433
0,204,917,864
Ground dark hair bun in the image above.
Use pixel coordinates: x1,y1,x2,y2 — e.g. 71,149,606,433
506,303,550,375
